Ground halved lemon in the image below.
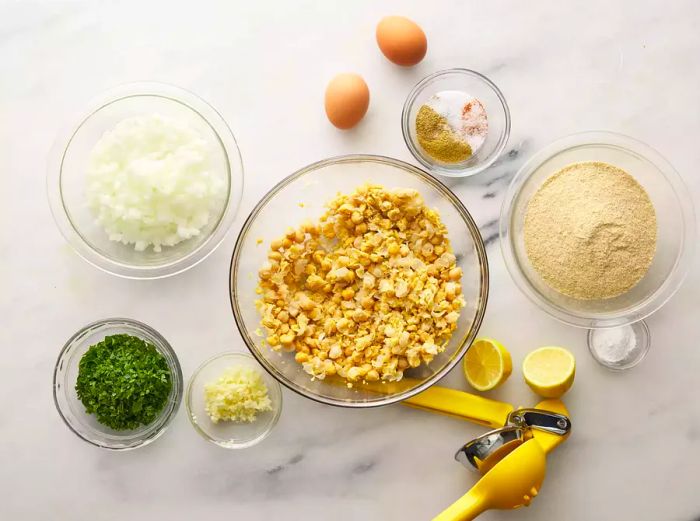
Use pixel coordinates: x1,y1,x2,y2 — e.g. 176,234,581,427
523,346,576,398
463,338,513,391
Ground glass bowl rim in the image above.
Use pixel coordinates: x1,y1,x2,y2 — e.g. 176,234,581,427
185,351,283,449
499,130,697,328
401,68,511,178
229,153,489,408
46,81,244,280
52,317,184,450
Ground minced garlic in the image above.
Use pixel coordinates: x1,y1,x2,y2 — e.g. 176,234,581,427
204,366,272,423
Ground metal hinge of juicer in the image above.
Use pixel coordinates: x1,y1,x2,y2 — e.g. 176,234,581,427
507,409,571,436
455,409,571,472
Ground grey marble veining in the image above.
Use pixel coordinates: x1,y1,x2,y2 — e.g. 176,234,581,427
1,1,699,520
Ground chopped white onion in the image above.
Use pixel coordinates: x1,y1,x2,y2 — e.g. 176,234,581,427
86,113,226,252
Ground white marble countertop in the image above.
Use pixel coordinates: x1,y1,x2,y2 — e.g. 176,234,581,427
2,1,699,520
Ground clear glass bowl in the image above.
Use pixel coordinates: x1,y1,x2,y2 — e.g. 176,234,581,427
47,82,244,279
402,69,510,177
229,155,489,407
53,318,183,450
186,352,282,449
500,131,696,329
588,320,651,371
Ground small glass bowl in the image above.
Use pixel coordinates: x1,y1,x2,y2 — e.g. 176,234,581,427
53,318,183,450
588,320,651,371
47,82,244,279
186,352,282,449
500,131,696,329
402,69,510,177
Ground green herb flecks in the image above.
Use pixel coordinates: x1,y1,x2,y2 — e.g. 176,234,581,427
75,334,172,431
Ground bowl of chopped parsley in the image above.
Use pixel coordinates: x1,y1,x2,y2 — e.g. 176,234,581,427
53,318,183,450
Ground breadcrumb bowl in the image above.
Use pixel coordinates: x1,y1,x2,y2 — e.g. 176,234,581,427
499,131,696,329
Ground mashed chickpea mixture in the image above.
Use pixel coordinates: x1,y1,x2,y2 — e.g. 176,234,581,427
256,184,465,384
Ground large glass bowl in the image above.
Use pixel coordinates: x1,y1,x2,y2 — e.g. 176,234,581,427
500,131,696,329
47,82,244,279
53,318,183,450
230,155,489,407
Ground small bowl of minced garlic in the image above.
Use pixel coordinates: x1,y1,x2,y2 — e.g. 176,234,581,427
186,352,282,449
402,69,510,177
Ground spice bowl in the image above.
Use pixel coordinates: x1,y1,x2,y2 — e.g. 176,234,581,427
186,352,282,449
53,318,183,450
500,131,696,330
47,82,244,279
402,69,510,177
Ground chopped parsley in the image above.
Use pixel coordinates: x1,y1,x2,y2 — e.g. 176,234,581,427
75,334,172,431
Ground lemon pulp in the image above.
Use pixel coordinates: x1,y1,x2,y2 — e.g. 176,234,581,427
463,338,512,391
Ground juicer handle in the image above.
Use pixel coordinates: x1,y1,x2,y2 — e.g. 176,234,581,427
402,386,514,429
432,489,488,521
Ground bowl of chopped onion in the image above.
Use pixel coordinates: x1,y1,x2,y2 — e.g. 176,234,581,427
48,82,243,279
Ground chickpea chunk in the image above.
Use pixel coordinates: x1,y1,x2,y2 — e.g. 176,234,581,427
279,332,295,345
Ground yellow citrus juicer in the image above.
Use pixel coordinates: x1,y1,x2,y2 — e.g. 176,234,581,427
434,436,547,520
402,385,571,520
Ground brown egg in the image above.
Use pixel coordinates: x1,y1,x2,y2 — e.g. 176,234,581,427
324,73,370,130
376,16,427,67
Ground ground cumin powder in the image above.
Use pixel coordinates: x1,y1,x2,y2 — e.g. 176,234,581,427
415,105,472,163
524,161,657,300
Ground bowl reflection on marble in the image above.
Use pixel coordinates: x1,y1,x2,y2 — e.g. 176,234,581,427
229,155,489,407
499,131,696,329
